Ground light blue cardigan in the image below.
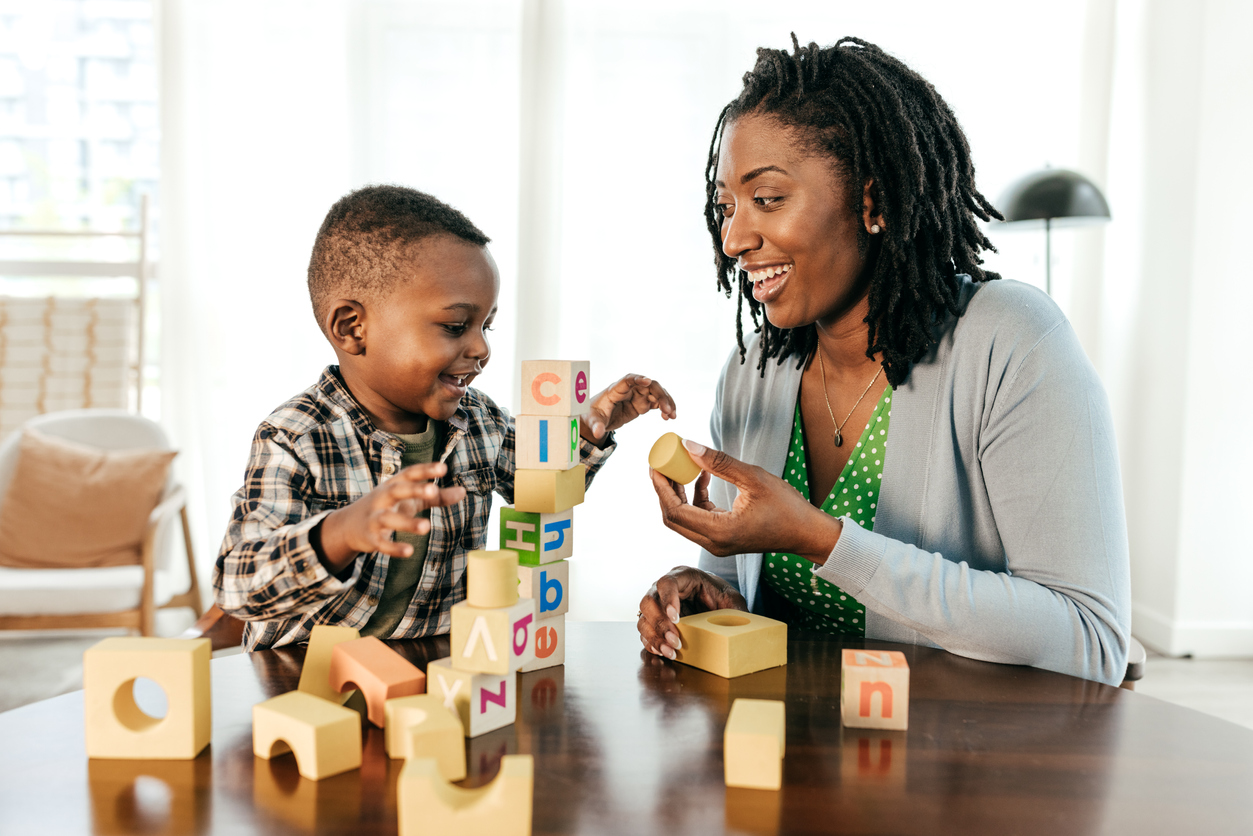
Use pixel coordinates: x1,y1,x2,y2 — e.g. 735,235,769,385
698,278,1131,684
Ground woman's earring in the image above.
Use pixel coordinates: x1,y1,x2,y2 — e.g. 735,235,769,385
870,224,881,234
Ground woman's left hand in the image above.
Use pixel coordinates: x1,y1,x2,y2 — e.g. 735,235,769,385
649,439,843,564
581,374,677,446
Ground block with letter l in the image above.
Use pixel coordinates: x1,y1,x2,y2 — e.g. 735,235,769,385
500,506,573,564
450,597,537,675
840,649,910,730
426,657,516,738
521,359,591,416
517,560,568,619
516,415,580,471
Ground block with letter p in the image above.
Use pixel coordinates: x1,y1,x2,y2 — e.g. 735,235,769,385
840,649,909,730
517,560,568,619
521,359,591,416
427,657,516,738
500,506,573,564
516,415,580,471
450,597,537,675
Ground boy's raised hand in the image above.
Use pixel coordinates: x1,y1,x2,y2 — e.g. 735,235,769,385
580,374,677,446
318,461,466,572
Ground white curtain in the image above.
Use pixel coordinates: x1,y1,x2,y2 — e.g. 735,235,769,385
158,0,1251,654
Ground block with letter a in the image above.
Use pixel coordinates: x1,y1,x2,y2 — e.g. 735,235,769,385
450,597,538,676
840,649,910,730
499,506,573,564
426,657,517,738
517,560,569,619
521,613,565,672
521,359,591,416
516,415,580,471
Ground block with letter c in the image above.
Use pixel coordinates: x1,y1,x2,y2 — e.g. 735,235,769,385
521,360,591,416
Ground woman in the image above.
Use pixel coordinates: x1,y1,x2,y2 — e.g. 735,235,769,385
638,36,1130,685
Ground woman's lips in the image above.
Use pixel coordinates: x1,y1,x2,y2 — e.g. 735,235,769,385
752,270,790,303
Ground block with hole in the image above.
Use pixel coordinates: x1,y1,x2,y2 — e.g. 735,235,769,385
673,610,788,679
297,624,361,705
426,657,516,737
252,690,363,781
514,465,586,514
520,613,565,672
648,432,702,485
516,415,580,471
521,359,591,417
398,754,533,836
450,597,537,676
499,506,573,564
467,549,521,609
83,637,212,760
840,649,909,730
327,636,425,728
724,698,786,790
517,560,568,619
383,693,466,781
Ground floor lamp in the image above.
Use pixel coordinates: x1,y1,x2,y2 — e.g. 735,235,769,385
996,168,1111,296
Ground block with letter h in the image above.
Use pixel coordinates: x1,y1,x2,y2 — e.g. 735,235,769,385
500,506,573,564
840,649,909,730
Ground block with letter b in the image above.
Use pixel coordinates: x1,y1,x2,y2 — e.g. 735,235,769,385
840,649,909,730
517,560,568,619
427,657,516,738
450,597,537,675
516,415,580,471
521,359,591,416
521,614,565,672
500,506,573,564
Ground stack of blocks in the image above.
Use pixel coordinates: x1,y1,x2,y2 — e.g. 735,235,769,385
499,360,587,674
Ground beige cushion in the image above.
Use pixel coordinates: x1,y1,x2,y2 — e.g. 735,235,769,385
0,428,176,568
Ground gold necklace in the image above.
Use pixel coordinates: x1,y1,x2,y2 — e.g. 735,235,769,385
817,348,883,447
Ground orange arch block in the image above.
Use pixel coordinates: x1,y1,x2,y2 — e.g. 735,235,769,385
328,636,425,727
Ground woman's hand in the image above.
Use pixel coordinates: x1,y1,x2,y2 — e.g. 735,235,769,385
580,374,677,447
637,566,747,659
649,440,843,563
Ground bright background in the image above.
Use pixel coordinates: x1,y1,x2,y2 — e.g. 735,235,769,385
6,0,1250,657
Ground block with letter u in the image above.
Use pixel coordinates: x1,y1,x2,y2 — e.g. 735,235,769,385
500,506,573,564
840,649,910,730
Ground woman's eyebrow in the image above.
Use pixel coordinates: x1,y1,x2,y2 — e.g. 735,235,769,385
714,165,790,189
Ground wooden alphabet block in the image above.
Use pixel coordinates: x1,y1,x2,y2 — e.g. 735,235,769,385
252,690,362,781
450,597,537,675
648,432,701,485
328,636,426,727
384,694,466,781
298,624,361,705
398,754,533,836
674,609,787,679
514,464,586,514
521,613,565,672
840,649,910,730
517,560,568,619
499,506,573,564
427,657,516,737
521,359,591,417
83,637,211,760
516,415,580,471
467,549,520,609
724,698,786,790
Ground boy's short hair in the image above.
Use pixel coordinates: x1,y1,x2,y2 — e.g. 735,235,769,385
307,184,490,332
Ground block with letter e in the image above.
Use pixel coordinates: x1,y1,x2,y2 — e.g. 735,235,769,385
427,657,516,738
521,614,565,672
517,560,568,619
840,649,909,730
499,506,573,564
521,359,591,416
673,609,787,679
516,415,580,471
450,597,537,675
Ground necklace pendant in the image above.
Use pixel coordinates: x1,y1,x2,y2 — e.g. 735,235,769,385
834,430,843,447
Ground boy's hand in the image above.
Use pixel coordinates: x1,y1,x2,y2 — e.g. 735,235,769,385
317,462,467,572
580,374,677,447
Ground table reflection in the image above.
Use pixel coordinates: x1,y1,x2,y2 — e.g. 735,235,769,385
88,755,211,835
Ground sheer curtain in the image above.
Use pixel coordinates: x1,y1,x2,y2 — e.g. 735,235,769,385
158,1,1251,652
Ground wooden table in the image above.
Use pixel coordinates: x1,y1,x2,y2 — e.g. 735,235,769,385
2,623,1252,835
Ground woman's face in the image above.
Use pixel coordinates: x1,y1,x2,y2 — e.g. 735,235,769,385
713,112,873,332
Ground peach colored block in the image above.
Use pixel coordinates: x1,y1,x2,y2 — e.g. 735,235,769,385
398,754,533,836
298,624,361,705
83,637,211,760
840,649,910,730
253,690,362,781
328,636,425,727
384,694,466,781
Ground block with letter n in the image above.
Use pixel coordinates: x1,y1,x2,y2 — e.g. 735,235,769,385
521,359,591,416
499,506,573,563
840,649,910,730
517,559,568,619
426,657,516,738
516,415,580,471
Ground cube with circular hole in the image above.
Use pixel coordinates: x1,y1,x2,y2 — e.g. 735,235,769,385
673,610,788,679
83,637,212,759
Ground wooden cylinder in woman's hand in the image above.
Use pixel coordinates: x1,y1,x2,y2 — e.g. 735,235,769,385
649,433,702,485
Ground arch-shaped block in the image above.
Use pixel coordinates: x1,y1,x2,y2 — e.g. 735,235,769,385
252,691,362,781
328,636,425,727
384,694,465,780
398,754,533,836
83,637,211,759
298,624,361,704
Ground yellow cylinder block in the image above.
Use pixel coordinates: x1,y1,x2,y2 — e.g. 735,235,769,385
467,550,520,609
648,432,702,485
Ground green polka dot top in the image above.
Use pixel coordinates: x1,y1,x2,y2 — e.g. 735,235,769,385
763,386,892,636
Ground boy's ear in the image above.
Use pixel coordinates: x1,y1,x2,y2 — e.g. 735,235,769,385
326,299,367,356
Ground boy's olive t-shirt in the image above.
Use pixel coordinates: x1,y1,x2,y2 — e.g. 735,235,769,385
360,420,441,638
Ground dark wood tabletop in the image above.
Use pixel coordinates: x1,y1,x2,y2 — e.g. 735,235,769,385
2,622,1252,835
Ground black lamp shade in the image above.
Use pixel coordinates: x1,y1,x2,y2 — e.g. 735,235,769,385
997,168,1111,225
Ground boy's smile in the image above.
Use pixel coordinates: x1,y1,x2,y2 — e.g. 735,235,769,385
328,235,500,434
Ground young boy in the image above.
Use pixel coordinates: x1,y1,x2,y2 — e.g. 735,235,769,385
214,185,674,650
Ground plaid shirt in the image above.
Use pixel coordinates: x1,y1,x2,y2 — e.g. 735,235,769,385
214,366,615,650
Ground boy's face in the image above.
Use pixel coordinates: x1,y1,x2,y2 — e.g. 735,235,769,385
342,236,499,433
